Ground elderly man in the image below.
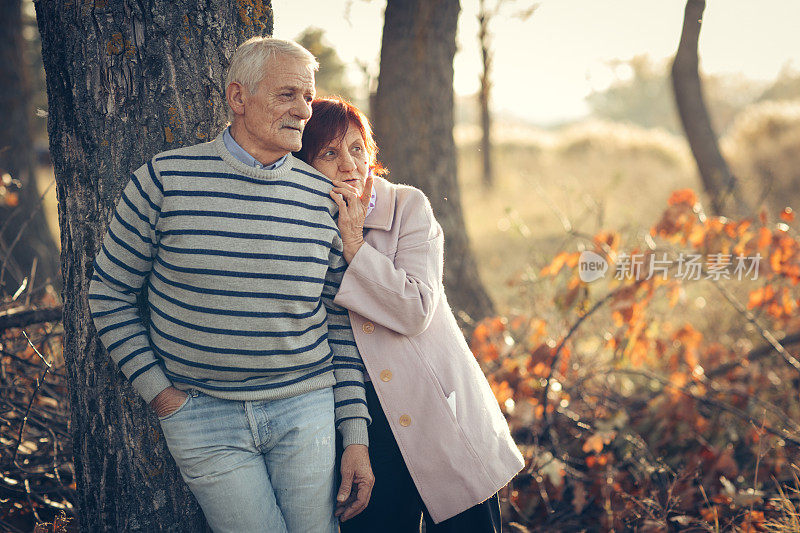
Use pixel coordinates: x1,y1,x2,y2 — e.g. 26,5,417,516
88,37,373,532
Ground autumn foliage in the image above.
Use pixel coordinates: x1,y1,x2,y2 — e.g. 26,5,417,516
472,190,800,531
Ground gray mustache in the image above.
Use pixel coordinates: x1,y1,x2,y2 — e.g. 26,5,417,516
281,121,304,130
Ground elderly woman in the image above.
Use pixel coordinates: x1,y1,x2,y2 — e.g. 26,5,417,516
295,97,523,532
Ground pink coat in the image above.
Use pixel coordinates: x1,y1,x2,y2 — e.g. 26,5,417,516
334,177,524,523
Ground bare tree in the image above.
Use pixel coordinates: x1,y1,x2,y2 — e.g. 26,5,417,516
373,0,495,326
0,0,60,294
671,0,748,216
476,0,537,188
34,1,272,529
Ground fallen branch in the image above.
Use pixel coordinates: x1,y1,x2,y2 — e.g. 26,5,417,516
0,305,62,330
706,330,800,379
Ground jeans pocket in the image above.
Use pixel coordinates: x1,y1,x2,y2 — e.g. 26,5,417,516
157,392,193,422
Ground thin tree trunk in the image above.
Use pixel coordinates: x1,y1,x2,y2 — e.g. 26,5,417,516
374,0,495,327
34,1,273,530
0,0,60,293
671,0,748,216
478,0,494,188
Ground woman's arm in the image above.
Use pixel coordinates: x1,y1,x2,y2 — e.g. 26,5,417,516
333,185,443,337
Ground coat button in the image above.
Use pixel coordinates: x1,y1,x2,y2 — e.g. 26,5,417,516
362,322,375,334
380,369,392,382
399,414,411,427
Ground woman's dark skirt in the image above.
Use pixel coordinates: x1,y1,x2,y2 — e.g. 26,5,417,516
339,382,502,533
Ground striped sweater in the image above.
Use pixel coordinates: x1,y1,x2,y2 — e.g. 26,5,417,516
88,133,369,446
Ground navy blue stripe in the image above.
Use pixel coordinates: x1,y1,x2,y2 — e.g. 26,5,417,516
91,306,132,318
157,247,328,270
147,281,325,319
130,173,160,213
93,263,138,293
89,293,130,303
117,346,150,367
160,210,334,231
147,159,164,194
149,301,327,338
155,343,333,372
151,266,318,300
97,317,140,337
333,380,365,388
108,228,151,262
155,155,223,162
335,398,368,408
328,265,347,273
159,170,330,199
159,228,330,247
113,210,154,246
332,363,365,371
291,166,331,186
329,340,358,347
150,321,329,356
336,416,369,427
326,307,348,316
166,364,334,392
102,245,148,277
328,324,350,330
160,243,330,271
164,190,329,213
129,360,159,383
333,356,362,363
330,247,343,257
107,330,147,352
120,193,157,232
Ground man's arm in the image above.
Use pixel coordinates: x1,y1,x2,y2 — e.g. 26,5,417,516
322,234,374,520
88,161,173,405
322,235,370,447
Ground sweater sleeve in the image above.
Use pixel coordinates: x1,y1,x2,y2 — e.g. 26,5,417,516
88,160,172,404
323,232,371,448
334,189,443,337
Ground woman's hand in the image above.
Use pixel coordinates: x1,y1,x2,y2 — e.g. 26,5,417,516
330,174,374,263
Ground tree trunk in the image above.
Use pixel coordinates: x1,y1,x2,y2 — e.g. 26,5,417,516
0,0,60,293
374,0,495,327
34,1,273,530
478,0,494,188
671,0,748,216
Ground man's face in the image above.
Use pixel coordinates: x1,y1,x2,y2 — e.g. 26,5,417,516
238,54,316,161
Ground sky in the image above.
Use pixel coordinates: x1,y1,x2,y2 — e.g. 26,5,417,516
271,0,800,125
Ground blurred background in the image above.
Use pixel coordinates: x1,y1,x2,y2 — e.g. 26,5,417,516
2,0,800,531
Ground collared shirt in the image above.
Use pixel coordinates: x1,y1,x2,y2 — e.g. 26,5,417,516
223,127,288,170
366,178,377,217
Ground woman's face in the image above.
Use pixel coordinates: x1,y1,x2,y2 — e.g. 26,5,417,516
311,121,369,195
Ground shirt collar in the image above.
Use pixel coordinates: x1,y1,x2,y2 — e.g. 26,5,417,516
364,176,395,231
223,127,287,170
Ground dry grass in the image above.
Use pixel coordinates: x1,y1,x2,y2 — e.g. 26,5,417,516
722,98,800,214
457,120,696,312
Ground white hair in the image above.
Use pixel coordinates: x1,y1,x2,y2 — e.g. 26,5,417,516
226,37,318,95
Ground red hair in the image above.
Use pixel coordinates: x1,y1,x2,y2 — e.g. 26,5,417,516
295,96,387,176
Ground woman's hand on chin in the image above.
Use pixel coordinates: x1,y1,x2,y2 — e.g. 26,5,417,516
330,174,373,263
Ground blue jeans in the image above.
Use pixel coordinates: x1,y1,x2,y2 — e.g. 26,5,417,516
158,387,338,533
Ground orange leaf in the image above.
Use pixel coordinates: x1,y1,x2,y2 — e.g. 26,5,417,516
757,227,772,249
582,434,605,454
668,189,698,207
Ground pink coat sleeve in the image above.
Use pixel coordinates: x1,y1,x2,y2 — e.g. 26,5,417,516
334,189,443,337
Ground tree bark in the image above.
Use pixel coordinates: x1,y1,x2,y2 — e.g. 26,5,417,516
374,0,495,327
671,0,748,216
478,0,494,188
34,1,273,530
0,0,60,293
